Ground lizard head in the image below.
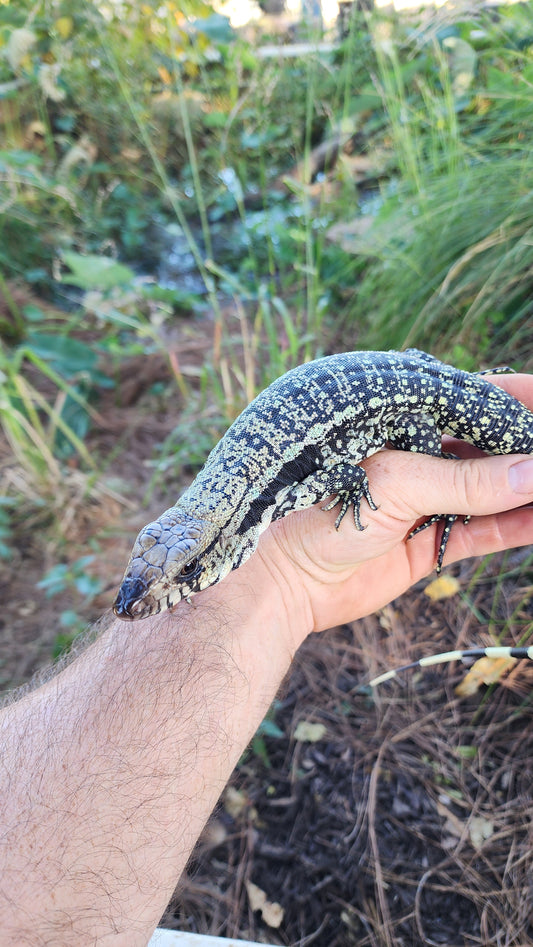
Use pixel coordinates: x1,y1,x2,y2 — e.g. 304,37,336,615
113,508,219,621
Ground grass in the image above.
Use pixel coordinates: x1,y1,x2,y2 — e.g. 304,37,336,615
349,156,533,361
335,9,533,365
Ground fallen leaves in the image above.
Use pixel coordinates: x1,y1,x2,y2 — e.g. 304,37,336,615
424,574,460,601
245,881,284,928
437,797,494,850
293,720,327,742
455,654,518,697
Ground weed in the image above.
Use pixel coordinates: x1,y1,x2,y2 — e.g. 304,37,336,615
247,701,284,769
37,553,102,600
38,553,103,659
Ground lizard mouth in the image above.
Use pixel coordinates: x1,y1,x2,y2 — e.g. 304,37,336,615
113,556,206,620
113,576,153,621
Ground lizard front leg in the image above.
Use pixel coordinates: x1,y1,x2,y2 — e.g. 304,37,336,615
274,462,378,530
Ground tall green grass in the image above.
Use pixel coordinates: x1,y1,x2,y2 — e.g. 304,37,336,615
351,158,533,361
340,9,533,364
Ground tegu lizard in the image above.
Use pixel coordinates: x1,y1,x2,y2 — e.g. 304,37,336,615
113,348,533,621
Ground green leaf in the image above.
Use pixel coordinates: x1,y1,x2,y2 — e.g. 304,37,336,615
38,563,70,596
250,735,272,768
456,745,477,760
192,13,233,43
22,304,47,323
25,332,98,376
257,718,284,739
62,252,135,290
0,149,43,168
73,573,102,598
52,388,91,458
442,36,477,96
60,610,82,629
203,110,229,129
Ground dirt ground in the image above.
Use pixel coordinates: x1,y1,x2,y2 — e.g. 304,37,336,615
2,332,533,946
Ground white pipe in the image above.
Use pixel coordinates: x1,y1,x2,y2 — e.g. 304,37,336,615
149,929,278,947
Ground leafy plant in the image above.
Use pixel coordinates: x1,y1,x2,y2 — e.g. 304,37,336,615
248,701,284,769
37,553,102,600
37,553,104,658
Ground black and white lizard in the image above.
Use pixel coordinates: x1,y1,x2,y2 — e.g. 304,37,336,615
113,348,533,621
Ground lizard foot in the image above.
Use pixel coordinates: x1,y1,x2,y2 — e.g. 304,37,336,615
321,463,378,531
408,513,471,572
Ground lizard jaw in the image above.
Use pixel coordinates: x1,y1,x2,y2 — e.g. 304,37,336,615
112,575,154,620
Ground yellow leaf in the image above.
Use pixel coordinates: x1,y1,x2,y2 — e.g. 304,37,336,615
455,655,517,697
469,816,494,849
224,786,248,819
245,881,284,928
293,721,326,743
157,66,172,85
55,17,73,40
424,574,460,601
184,61,199,79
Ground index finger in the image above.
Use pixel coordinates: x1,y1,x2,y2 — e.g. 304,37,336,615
443,373,533,459
488,371,533,407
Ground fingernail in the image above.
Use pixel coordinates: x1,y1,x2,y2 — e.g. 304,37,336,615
509,458,533,494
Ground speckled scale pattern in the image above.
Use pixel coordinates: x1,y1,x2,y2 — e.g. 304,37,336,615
113,348,533,620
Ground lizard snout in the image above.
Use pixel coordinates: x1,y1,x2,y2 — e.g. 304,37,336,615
113,575,150,620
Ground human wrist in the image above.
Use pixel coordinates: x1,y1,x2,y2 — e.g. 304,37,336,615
192,526,314,661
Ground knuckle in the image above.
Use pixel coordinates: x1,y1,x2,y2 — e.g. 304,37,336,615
449,459,484,510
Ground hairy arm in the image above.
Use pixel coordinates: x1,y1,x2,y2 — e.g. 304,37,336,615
0,572,304,947
1,374,533,946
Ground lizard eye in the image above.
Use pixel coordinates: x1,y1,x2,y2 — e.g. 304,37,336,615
179,557,200,579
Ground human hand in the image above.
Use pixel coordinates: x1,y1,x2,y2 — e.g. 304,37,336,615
255,374,533,637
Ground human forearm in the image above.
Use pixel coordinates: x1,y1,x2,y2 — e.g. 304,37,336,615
0,556,307,947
